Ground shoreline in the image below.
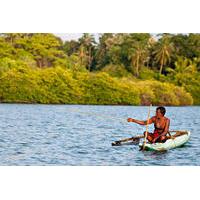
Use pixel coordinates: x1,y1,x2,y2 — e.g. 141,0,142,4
0,102,198,107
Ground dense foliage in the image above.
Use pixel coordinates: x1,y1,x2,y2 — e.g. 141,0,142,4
0,33,199,105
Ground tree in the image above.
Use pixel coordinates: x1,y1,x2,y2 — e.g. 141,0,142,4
153,34,174,74
128,42,147,77
171,34,189,57
167,56,197,86
122,34,150,76
25,33,65,68
95,33,113,70
188,34,200,58
63,40,80,56
78,33,96,71
94,33,124,70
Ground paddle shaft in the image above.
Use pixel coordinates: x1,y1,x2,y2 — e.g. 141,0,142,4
142,104,152,150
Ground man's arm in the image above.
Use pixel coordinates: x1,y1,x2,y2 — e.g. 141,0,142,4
127,117,155,125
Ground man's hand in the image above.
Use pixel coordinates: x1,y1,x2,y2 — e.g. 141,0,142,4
127,118,133,122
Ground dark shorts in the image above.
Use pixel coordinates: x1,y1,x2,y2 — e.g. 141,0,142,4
148,132,159,139
146,132,167,143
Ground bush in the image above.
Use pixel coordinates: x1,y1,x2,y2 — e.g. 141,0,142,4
80,72,140,105
0,66,40,103
100,64,132,78
136,80,193,106
139,67,156,80
0,66,194,106
37,67,84,104
185,83,200,105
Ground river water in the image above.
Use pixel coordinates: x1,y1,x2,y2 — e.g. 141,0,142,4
0,104,199,165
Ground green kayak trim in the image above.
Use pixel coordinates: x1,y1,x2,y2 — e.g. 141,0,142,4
139,131,191,151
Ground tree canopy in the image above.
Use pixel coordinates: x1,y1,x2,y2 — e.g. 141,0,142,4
0,33,199,105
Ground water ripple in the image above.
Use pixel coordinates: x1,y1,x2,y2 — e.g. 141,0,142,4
0,104,199,165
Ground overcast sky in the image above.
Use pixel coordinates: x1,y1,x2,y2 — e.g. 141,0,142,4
55,33,100,42
55,33,160,43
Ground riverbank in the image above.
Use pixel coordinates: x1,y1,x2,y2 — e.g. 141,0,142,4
0,66,194,106
0,33,200,106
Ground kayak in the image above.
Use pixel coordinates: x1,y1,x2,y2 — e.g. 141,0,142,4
139,131,191,151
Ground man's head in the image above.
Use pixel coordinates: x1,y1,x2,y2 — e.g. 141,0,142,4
156,106,166,117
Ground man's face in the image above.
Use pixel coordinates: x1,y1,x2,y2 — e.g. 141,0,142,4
156,109,163,118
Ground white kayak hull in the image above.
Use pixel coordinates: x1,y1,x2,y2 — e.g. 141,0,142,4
139,131,191,151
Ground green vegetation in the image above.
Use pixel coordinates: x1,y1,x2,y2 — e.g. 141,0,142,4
0,33,199,105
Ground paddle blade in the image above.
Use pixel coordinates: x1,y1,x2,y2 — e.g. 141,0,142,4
111,138,140,146
111,141,121,146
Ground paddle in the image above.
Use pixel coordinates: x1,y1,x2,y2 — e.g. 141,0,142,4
111,135,144,146
111,130,187,146
140,104,152,151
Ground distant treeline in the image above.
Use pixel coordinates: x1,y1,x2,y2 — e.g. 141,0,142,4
0,33,199,105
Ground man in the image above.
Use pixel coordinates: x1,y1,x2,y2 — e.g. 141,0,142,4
127,106,170,143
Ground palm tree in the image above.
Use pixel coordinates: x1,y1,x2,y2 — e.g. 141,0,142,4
79,45,86,66
167,56,197,85
128,42,148,77
78,33,96,71
153,35,174,74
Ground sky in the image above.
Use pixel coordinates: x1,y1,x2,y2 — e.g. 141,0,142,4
55,33,100,42
55,33,83,41
55,33,159,43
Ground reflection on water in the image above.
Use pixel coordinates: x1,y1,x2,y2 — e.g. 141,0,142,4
0,104,199,165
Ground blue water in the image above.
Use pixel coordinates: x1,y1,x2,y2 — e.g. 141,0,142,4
0,104,199,165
